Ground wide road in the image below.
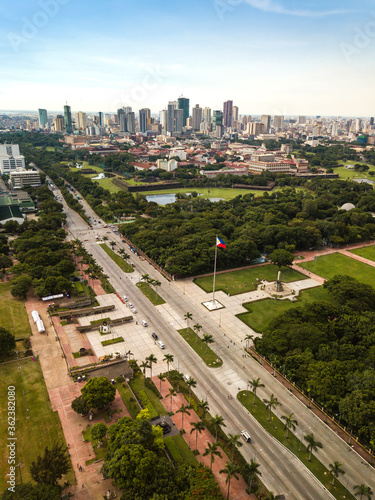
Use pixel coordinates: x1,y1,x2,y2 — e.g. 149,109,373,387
57,186,374,499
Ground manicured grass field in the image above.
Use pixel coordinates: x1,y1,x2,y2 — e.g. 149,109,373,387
99,243,134,273
164,435,199,466
237,286,336,333
136,187,276,201
350,245,375,262
0,283,31,340
116,381,140,419
0,359,74,490
177,328,222,368
101,336,124,346
194,265,307,296
334,161,375,180
237,391,355,500
129,374,166,416
136,281,166,305
299,253,375,287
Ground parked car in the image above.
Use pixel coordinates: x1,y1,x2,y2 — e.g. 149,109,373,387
142,320,148,327
157,340,165,349
151,332,158,340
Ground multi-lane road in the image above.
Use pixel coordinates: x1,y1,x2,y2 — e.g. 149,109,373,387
56,184,374,499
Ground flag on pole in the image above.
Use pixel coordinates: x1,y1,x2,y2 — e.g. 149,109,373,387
216,237,226,249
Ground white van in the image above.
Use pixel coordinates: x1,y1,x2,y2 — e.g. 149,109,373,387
142,320,148,327
240,430,251,443
157,340,165,349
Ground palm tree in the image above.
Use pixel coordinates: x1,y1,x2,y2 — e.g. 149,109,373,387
176,403,191,429
212,414,226,442
190,421,206,453
141,273,150,283
227,433,243,461
125,349,133,360
102,236,108,241
163,353,174,377
203,441,222,470
193,323,202,343
184,312,193,333
220,461,240,500
186,377,197,402
197,399,210,419
146,354,157,379
242,459,262,492
167,387,176,413
202,333,214,352
249,378,265,405
110,240,116,249
265,492,284,500
328,461,345,486
263,393,282,421
157,373,165,393
304,433,323,461
171,371,184,392
281,412,298,438
354,484,373,500
152,279,161,300
118,248,125,257
140,360,150,376
244,334,254,349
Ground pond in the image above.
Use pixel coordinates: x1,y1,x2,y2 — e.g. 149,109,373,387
145,193,225,205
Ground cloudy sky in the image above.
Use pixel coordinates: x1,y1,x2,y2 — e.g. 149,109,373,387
0,0,374,116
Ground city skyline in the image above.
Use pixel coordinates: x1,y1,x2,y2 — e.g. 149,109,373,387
0,0,374,115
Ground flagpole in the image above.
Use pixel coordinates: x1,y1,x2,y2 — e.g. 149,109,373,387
213,235,218,305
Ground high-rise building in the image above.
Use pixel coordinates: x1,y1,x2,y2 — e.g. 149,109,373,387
99,112,104,126
212,110,223,132
118,110,126,132
233,106,239,123
261,115,271,133
64,104,73,133
139,108,151,133
38,109,48,128
202,107,211,127
127,112,136,133
75,112,87,130
167,101,177,133
370,117,374,126
297,116,306,125
55,115,64,132
174,108,183,134
273,115,284,130
223,100,233,128
355,118,362,132
178,97,190,127
0,144,26,174
160,109,167,130
192,104,202,131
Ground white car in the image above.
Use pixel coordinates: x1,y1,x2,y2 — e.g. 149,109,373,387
132,308,137,314
157,340,165,349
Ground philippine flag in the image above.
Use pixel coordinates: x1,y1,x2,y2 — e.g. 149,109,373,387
216,237,226,249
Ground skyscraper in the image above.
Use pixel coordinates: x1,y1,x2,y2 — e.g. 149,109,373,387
261,115,271,133
160,109,167,130
54,115,64,132
192,104,202,131
202,107,211,127
99,112,104,126
233,105,239,123
273,115,284,130
38,109,48,128
174,108,183,134
167,101,177,133
223,100,233,128
64,104,73,133
127,112,136,133
178,97,189,127
212,110,223,132
139,108,151,133
76,111,87,130
118,110,126,132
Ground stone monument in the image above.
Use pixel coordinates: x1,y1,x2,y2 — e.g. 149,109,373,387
275,270,284,292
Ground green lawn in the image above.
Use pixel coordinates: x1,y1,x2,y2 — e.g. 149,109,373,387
82,425,108,464
237,391,355,500
177,328,222,367
136,187,275,201
350,245,375,262
333,161,375,180
164,435,199,466
129,374,166,416
299,253,375,287
101,336,124,346
237,286,336,333
116,381,141,419
0,360,75,490
0,282,31,340
136,281,166,305
194,265,307,296
99,243,134,273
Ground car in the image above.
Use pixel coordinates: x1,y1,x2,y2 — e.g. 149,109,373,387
122,239,126,243
157,340,165,349
184,374,190,382
123,296,128,302
158,422,171,435
132,308,137,314
151,332,158,340
128,303,133,308
240,430,251,443
142,320,148,327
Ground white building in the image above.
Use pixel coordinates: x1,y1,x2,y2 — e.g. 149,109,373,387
0,144,26,174
10,170,41,189
156,159,178,172
247,160,291,173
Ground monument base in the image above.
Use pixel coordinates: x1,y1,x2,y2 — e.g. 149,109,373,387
203,299,224,311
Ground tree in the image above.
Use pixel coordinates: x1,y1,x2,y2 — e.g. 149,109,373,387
30,443,71,486
110,240,116,249
244,334,254,349
176,404,191,429
0,254,12,273
304,433,323,461
242,458,262,492
167,387,176,412
227,433,243,461
184,312,193,332
171,371,184,392
203,441,222,470
81,376,116,409
91,422,107,444
140,360,150,376
71,395,90,415
157,373,165,393
190,421,206,453
263,393,282,421
0,483,62,500
197,399,210,419
270,249,294,269
202,334,214,352
0,327,15,356
328,461,345,485
186,377,197,401
249,377,265,405
146,354,157,379
193,323,202,343
212,414,226,442
354,484,373,500
11,275,32,298
163,353,174,377
281,412,298,438
220,461,240,500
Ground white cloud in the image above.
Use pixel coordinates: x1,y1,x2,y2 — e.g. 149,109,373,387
244,0,352,17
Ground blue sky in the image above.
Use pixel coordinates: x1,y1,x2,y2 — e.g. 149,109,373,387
0,0,374,116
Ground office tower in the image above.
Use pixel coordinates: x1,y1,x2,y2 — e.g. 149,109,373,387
38,108,48,128
99,112,104,126
75,112,87,130
178,96,190,127
248,122,264,135
139,108,151,133
64,104,73,133
355,118,362,132
212,110,223,132
261,115,271,133
370,117,374,126
167,101,177,133
192,104,202,131
0,144,26,174
160,109,167,130
297,115,306,125
273,115,284,130
202,107,211,127
123,106,132,115
174,108,183,134
223,100,233,128
126,112,136,133
118,110,126,132
55,115,64,132
233,106,239,123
